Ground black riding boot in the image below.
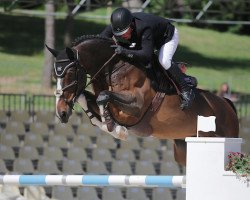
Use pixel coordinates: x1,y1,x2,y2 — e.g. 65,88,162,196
168,63,195,110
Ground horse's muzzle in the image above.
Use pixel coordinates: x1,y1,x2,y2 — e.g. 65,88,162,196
57,107,72,123
59,111,69,123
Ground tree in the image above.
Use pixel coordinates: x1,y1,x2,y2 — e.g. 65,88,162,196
122,0,142,12
64,0,75,47
43,0,55,89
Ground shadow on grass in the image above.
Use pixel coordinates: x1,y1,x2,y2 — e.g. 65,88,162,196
175,46,250,70
1,14,250,69
0,14,105,55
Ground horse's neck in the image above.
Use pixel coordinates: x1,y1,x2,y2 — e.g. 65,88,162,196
78,39,113,73
74,41,110,95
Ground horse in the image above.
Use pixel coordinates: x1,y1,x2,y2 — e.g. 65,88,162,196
47,35,239,166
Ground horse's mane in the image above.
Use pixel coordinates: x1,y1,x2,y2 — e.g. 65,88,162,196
72,34,112,47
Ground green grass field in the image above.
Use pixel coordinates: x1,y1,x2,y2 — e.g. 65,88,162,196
0,13,250,94
176,26,250,93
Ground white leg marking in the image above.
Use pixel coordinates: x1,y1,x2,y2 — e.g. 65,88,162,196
77,95,128,141
55,78,63,117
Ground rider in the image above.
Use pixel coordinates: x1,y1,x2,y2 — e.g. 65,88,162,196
100,7,195,110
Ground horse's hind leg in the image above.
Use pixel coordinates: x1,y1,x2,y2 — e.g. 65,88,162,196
173,139,187,166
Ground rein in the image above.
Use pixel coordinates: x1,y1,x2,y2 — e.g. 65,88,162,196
85,52,117,89
60,80,77,92
84,37,119,89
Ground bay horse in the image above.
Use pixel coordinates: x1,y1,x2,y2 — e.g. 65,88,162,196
47,35,239,166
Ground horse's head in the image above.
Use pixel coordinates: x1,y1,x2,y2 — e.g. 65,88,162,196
46,45,87,123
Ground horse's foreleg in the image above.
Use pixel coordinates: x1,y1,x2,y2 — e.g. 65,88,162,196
81,91,101,120
77,93,128,140
96,90,141,117
77,93,100,124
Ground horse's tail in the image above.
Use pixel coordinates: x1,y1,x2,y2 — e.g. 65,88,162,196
224,97,237,115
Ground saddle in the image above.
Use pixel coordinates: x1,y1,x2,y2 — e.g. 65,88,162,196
146,54,197,94
103,54,198,133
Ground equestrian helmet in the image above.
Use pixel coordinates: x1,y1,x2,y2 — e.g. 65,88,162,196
111,7,133,36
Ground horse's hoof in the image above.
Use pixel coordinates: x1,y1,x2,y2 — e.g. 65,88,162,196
115,125,128,141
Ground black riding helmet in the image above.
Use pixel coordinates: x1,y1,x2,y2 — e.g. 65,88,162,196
111,7,133,36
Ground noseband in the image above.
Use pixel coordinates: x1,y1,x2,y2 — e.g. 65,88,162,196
54,50,86,109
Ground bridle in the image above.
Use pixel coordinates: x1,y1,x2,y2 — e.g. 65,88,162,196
54,50,87,109
54,45,117,110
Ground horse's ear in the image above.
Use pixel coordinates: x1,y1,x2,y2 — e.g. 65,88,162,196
66,47,75,60
45,44,58,57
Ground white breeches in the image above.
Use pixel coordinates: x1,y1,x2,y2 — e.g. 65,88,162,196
158,28,179,70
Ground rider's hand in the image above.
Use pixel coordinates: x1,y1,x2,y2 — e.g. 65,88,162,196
110,45,125,55
110,45,134,59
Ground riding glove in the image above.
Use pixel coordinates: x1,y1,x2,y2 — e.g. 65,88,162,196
111,45,124,54
111,45,134,59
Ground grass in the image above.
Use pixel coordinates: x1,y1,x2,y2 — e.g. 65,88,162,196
0,13,105,94
0,13,250,94
0,52,44,93
175,25,250,93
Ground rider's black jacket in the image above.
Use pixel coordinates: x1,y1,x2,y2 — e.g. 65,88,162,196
100,12,175,65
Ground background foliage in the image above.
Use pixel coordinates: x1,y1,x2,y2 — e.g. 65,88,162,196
0,1,250,94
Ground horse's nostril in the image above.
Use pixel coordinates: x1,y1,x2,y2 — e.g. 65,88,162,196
61,111,67,118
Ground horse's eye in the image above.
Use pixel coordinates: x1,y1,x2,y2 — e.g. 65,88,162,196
67,69,75,78
68,73,74,79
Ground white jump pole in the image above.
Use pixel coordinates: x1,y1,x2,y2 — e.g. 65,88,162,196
0,137,249,200
0,175,185,188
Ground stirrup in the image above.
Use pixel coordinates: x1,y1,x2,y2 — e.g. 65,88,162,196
103,107,115,132
180,89,195,110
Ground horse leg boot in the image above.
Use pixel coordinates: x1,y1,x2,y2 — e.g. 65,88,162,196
167,63,195,110
96,92,115,132
103,104,115,132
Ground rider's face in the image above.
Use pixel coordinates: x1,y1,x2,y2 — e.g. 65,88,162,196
121,27,133,40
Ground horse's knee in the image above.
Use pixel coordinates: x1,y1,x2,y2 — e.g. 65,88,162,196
96,91,110,106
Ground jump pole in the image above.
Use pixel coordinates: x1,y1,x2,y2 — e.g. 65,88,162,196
0,175,185,188
0,137,249,200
